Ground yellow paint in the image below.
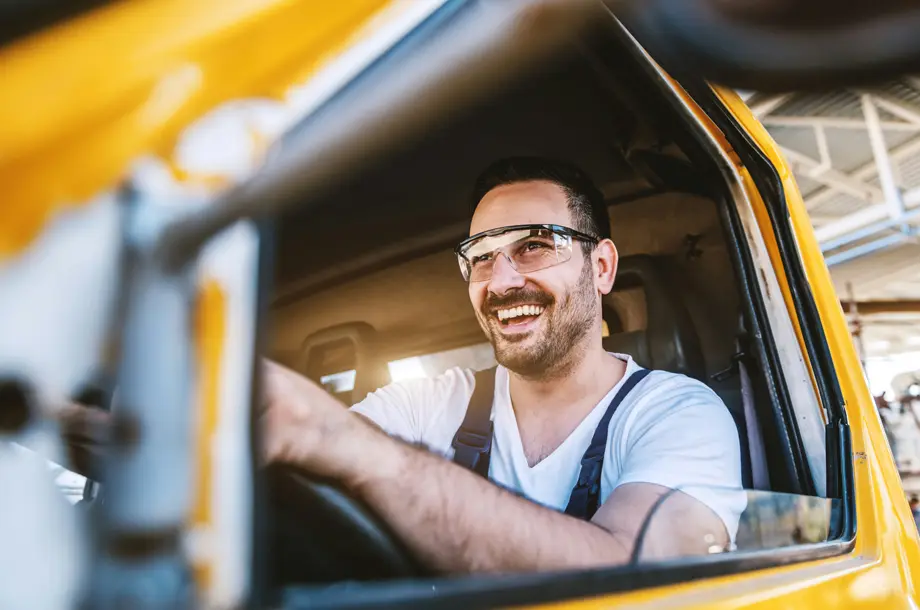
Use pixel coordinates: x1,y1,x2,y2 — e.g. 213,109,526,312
190,279,227,589
0,0,391,259
8,1,920,605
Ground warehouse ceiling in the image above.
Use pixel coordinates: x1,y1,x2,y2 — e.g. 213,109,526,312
745,81,920,359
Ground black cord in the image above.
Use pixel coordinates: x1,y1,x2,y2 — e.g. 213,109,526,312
629,487,681,565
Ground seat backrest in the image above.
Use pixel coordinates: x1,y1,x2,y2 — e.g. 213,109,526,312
602,255,706,380
299,322,390,404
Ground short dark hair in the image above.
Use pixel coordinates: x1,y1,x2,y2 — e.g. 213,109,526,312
470,157,610,240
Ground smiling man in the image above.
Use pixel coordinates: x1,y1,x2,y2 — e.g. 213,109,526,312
263,157,744,573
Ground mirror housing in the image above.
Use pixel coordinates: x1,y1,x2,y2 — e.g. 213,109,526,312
613,0,920,91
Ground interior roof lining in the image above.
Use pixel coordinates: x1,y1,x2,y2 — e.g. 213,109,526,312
273,40,675,290
272,188,714,308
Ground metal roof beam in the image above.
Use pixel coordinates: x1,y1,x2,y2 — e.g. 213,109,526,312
814,188,920,242
861,94,906,221
749,93,792,118
804,133,920,209
860,92,920,127
824,232,913,266
763,115,920,131
780,145,883,201
820,206,920,252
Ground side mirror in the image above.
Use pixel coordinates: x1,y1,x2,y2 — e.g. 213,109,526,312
612,0,920,91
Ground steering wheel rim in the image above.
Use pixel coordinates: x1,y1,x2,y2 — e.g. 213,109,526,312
266,464,427,584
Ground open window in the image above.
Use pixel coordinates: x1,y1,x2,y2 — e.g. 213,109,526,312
262,1,853,606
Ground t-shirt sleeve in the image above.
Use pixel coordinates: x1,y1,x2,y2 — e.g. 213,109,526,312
349,367,474,453
613,375,747,536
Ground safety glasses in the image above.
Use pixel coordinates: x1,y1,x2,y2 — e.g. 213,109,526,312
455,224,599,282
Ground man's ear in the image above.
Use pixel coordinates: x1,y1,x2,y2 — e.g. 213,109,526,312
594,239,618,295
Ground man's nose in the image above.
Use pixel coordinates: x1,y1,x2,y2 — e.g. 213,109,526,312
487,253,526,295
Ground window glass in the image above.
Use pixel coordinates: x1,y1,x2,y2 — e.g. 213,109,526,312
48,463,87,505
10,443,86,504
388,343,496,382
319,343,497,393
319,370,357,394
634,487,839,564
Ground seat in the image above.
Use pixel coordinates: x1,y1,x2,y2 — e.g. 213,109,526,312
299,322,390,405
602,255,767,489
602,255,706,381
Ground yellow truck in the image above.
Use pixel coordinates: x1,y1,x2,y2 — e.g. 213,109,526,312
1,1,918,608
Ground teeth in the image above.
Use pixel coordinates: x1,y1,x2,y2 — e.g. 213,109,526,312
496,305,544,321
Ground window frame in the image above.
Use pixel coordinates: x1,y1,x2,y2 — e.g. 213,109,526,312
264,1,857,607
664,57,855,535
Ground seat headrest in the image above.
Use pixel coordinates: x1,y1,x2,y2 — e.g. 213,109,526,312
299,322,391,404
602,255,705,380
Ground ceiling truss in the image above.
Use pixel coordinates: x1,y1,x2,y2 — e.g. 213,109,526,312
755,89,920,267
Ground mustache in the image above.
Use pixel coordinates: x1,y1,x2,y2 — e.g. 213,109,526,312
482,288,554,315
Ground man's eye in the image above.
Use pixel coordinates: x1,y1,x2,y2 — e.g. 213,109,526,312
471,253,493,265
523,241,551,251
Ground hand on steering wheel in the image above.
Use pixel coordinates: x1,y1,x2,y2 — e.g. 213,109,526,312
261,361,428,582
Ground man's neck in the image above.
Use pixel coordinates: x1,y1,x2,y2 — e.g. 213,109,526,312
507,346,628,466
510,346,623,408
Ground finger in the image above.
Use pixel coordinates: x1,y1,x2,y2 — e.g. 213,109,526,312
55,403,113,440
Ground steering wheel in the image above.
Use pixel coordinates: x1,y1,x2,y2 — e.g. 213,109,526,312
266,464,428,584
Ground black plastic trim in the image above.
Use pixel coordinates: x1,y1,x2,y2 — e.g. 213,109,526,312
713,180,809,493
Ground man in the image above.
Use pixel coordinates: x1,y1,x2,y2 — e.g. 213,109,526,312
263,157,744,573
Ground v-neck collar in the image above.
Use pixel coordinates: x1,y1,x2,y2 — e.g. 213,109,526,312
496,354,636,472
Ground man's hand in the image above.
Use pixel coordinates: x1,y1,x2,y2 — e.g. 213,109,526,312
259,361,401,485
49,360,396,485
44,401,113,479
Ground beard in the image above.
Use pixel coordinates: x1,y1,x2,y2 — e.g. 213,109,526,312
479,261,597,379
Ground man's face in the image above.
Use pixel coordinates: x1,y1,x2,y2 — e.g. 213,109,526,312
467,181,600,377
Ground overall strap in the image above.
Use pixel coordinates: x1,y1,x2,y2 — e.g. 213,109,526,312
451,367,497,477
564,368,652,520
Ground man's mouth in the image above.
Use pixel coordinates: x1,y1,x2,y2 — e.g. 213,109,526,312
493,304,545,329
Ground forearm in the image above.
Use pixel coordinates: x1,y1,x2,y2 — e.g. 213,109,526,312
344,422,633,574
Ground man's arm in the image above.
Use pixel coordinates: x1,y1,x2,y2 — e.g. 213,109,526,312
262,361,729,573
344,425,727,573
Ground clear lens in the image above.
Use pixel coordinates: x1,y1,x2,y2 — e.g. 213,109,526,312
457,228,574,282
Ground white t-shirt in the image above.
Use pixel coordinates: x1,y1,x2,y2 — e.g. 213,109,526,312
352,354,745,535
